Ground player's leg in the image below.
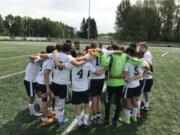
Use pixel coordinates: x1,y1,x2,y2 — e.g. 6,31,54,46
104,86,114,124
57,84,68,124
39,84,53,126
120,88,132,124
96,79,105,122
142,79,153,111
113,86,124,125
72,91,82,127
82,90,90,128
24,80,36,115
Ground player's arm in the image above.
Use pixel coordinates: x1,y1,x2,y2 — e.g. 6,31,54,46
53,50,66,69
109,73,127,79
128,73,142,82
71,59,86,66
94,69,105,75
44,69,51,94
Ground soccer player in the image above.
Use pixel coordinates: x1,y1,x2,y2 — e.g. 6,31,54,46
24,55,42,116
120,47,143,124
139,42,154,111
76,43,122,125
54,52,105,128
104,44,127,125
36,46,55,126
44,43,86,125
71,41,81,58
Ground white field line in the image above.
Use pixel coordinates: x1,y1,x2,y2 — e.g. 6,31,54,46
0,55,29,60
0,71,25,80
62,102,92,135
161,51,169,57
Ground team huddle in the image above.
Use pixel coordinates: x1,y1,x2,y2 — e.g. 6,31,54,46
24,41,153,128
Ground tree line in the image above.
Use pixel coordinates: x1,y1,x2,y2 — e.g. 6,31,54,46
115,0,180,42
78,17,98,39
0,14,75,38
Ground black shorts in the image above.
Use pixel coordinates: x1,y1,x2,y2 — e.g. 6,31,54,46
124,86,141,98
36,83,47,94
143,79,153,93
52,82,67,99
24,80,37,97
72,90,90,105
90,79,105,97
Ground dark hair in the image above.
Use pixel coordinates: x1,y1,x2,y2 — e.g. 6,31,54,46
74,41,80,45
56,43,63,52
85,45,90,53
99,43,102,48
46,46,55,54
90,43,97,49
66,40,72,44
126,47,136,56
136,51,144,58
129,43,137,51
40,51,46,54
62,43,72,53
119,45,126,52
107,46,112,50
111,44,120,50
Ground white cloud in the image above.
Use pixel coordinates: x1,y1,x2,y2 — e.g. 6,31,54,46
0,0,136,33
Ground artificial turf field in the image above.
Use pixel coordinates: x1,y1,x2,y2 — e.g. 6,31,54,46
0,41,179,135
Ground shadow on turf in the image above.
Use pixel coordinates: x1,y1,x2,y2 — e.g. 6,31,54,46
0,107,67,135
69,111,148,135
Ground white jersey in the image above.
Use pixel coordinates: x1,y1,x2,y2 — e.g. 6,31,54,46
52,52,74,85
24,62,39,82
143,51,153,79
144,51,152,63
65,62,96,92
84,48,113,79
125,62,142,88
35,59,54,85
143,60,153,79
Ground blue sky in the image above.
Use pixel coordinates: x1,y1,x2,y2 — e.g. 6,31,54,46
0,0,136,33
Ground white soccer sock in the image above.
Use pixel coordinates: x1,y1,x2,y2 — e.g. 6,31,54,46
76,115,82,126
47,107,53,112
132,107,138,117
144,101,149,108
124,109,131,119
57,98,65,122
59,110,64,122
28,103,35,114
137,100,141,112
37,98,42,109
84,114,89,125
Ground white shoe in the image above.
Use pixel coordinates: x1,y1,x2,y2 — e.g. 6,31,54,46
31,112,42,116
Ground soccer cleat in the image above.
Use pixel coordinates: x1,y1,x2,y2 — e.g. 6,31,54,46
48,111,56,117
130,116,137,122
119,117,130,125
41,118,53,126
136,112,141,119
31,112,42,117
57,117,69,125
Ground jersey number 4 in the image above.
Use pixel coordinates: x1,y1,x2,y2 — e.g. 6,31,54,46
77,69,83,79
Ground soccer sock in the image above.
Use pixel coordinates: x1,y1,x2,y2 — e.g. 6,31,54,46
144,101,149,108
137,100,141,112
76,115,82,126
132,107,138,117
124,109,131,119
42,116,48,121
96,112,101,119
47,107,53,112
58,99,65,122
37,97,42,109
84,113,89,125
92,113,96,120
28,103,35,114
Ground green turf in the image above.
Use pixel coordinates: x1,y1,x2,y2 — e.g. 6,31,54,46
0,41,180,135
